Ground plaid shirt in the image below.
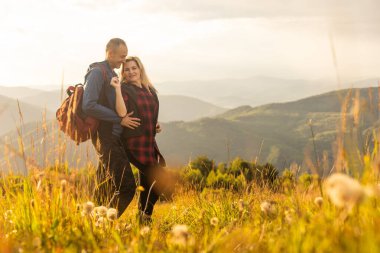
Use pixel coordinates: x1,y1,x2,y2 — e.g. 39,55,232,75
122,86,160,166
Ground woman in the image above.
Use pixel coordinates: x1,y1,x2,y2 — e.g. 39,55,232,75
110,56,166,224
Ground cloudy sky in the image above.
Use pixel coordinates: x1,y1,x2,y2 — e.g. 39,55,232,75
0,0,379,88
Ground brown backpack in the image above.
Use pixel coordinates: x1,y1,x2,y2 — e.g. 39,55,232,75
56,64,107,145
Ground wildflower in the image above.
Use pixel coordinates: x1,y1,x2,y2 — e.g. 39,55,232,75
95,217,105,227
364,184,380,198
107,208,118,221
32,237,41,248
210,217,219,227
4,210,13,220
124,224,132,232
260,201,277,216
60,179,67,192
82,201,95,215
140,226,150,237
171,224,189,246
238,199,246,212
324,173,365,211
314,197,323,208
93,206,108,217
137,186,145,192
284,209,295,224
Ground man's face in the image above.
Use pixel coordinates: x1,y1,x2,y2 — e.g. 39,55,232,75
109,45,128,69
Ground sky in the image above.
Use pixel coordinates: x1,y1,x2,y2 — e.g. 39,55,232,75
0,0,379,88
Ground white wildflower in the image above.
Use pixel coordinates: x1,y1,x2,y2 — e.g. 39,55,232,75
324,173,365,211
82,201,95,216
210,217,219,226
140,226,150,237
364,184,380,198
4,210,13,220
60,179,67,192
32,237,41,248
171,224,189,246
284,209,295,224
238,199,246,212
314,197,324,208
95,217,105,227
260,201,277,216
107,208,118,221
93,206,108,217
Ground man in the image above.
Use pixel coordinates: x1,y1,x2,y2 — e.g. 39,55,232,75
82,38,140,217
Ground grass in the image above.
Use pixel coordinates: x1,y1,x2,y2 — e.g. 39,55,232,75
1,165,380,252
1,84,380,252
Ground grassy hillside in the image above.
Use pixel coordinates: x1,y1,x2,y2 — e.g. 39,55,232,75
157,87,379,170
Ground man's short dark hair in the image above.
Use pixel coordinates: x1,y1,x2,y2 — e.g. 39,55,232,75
106,38,127,52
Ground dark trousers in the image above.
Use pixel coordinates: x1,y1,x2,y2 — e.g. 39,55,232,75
127,155,164,216
92,134,136,217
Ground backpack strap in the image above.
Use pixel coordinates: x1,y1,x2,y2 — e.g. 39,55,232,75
89,63,110,107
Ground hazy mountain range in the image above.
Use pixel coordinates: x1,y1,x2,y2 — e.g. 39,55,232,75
1,86,378,174
0,94,55,136
0,86,227,136
155,76,380,108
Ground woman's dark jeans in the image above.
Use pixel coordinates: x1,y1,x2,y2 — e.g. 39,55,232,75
127,155,164,216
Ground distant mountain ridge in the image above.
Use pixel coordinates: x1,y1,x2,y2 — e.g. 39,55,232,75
0,94,54,135
156,87,379,169
11,89,227,122
1,85,379,172
156,77,380,108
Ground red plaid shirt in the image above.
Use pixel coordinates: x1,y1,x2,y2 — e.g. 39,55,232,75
122,86,160,166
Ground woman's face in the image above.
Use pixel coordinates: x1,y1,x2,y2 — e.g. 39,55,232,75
123,60,141,84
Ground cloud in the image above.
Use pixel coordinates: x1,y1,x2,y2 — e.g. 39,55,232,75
137,0,380,21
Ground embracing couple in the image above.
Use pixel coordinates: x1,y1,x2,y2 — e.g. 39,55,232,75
82,38,166,223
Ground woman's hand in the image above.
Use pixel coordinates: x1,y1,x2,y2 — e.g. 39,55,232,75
110,77,121,88
120,111,141,129
156,123,162,133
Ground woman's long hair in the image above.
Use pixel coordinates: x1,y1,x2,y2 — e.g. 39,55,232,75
121,56,157,93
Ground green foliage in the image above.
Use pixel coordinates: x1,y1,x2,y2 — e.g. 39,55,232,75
252,163,279,187
298,173,313,188
230,157,251,176
183,168,205,189
183,156,279,191
189,156,214,176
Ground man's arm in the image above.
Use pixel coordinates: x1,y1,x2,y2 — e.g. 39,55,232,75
82,68,121,123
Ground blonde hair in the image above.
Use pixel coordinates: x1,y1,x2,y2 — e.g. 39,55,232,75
122,56,157,92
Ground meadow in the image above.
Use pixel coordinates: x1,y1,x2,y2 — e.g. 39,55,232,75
1,88,380,252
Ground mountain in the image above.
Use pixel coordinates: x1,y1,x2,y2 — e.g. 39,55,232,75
158,95,226,121
1,87,378,173
155,77,380,108
0,120,95,174
0,86,47,99
0,95,55,136
19,90,227,122
155,87,379,169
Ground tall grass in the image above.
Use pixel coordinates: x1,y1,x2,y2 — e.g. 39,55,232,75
1,83,380,252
